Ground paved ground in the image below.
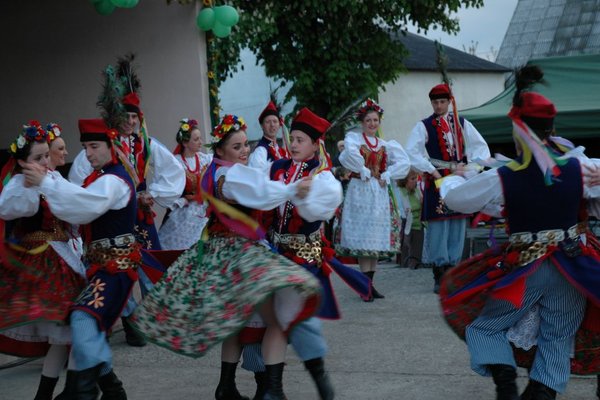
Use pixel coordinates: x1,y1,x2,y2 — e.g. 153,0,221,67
1,264,597,399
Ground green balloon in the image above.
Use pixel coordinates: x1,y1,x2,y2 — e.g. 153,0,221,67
212,21,231,38
95,0,116,15
214,5,239,27
111,0,139,7
196,8,216,31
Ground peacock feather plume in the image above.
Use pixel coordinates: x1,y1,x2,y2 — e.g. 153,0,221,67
116,52,141,96
97,65,127,129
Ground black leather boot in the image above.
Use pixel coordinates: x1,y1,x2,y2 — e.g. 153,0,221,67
34,375,59,400
214,361,249,400
121,317,146,347
521,380,556,400
369,272,384,299
520,380,534,400
489,364,519,400
362,272,374,302
73,365,101,400
432,266,444,294
252,372,268,400
304,358,334,400
263,363,286,400
596,374,600,399
53,370,76,400
98,370,127,400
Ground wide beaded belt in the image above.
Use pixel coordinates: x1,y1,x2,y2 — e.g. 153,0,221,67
271,231,322,265
86,234,139,270
508,224,583,266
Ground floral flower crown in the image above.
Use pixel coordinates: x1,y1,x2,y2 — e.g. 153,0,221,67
176,118,199,143
355,98,384,119
46,122,62,142
212,114,247,142
9,120,49,155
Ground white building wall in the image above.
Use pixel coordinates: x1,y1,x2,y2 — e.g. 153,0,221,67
378,71,506,146
1,1,210,159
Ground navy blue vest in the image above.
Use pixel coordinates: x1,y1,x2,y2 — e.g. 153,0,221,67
89,163,137,241
497,157,582,233
256,137,285,162
422,114,466,221
269,158,321,235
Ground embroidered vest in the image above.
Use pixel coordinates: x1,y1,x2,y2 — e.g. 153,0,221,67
88,163,137,241
269,158,322,236
497,157,582,234
422,114,467,221
256,137,287,162
205,170,256,237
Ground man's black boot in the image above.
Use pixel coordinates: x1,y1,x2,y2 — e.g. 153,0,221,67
98,369,127,400
121,317,146,347
489,364,519,400
304,358,334,400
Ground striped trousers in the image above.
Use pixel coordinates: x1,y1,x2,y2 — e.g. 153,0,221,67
466,259,585,393
70,310,112,374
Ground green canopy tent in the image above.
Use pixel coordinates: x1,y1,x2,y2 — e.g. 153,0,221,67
461,54,600,144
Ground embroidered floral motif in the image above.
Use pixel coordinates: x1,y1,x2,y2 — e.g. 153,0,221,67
87,292,105,309
91,278,106,294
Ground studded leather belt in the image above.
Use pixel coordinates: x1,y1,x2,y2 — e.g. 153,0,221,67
271,231,322,265
508,223,584,267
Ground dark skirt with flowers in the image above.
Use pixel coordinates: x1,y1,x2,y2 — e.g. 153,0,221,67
130,236,322,358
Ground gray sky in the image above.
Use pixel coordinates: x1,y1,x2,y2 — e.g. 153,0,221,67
407,0,519,61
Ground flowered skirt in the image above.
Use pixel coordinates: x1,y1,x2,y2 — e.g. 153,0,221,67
0,240,86,356
130,236,322,358
335,178,401,258
440,238,600,375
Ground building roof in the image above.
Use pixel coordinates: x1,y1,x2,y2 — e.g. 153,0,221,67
496,0,600,69
392,31,511,73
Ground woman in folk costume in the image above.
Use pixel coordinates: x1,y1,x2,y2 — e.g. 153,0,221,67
158,118,212,250
130,114,322,400
47,123,69,173
240,108,371,400
438,66,600,399
336,98,410,300
0,121,86,400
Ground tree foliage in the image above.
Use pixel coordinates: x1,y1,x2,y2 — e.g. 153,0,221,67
214,0,483,132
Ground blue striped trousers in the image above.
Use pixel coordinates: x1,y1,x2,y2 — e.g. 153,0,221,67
70,311,112,375
466,259,585,393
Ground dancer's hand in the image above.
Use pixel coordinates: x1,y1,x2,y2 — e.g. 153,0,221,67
18,160,47,187
138,192,155,207
296,178,312,199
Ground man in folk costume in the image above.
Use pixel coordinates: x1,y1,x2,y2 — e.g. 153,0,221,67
248,101,289,171
68,55,185,347
406,83,490,293
241,108,370,400
21,119,139,400
438,65,600,399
